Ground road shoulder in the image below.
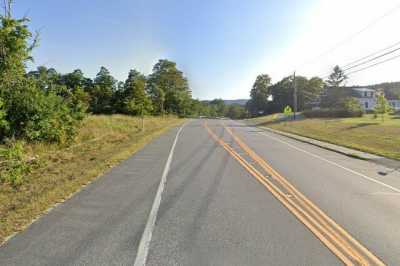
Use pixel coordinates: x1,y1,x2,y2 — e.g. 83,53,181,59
0,125,183,265
256,125,400,169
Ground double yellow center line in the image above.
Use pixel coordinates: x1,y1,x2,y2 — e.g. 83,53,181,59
203,121,384,266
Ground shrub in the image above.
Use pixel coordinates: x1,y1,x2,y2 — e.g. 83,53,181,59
0,140,29,187
1,9,86,144
343,97,363,117
303,97,363,118
303,107,363,118
3,78,86,143
0,98,9,138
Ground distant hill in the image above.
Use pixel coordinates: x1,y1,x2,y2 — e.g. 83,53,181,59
348,81,400,99
223,99,248,106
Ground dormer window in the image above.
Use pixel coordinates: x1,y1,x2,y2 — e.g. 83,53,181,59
364,91,368,97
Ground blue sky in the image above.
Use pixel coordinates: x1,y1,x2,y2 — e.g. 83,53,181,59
14,0,400,99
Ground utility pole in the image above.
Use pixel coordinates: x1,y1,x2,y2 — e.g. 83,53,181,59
141,104,145,132
3,0,11,18
293,71,297,120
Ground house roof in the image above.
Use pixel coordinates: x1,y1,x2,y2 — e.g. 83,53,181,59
353,88,375,92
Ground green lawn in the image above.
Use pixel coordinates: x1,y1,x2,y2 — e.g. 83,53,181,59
0,115,183,244
250,114,400,160
245,113,281,125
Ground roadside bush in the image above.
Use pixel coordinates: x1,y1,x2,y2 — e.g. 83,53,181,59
226,104,246,119
0,140,29,187
343,97,363,117
3,78,86,143
303,98,363,118
303,107,363,118
0,98,9,138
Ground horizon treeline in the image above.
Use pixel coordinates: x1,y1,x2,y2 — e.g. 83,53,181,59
0,5,246,144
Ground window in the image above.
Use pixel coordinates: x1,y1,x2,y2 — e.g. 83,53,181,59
365,102,368,109
364,91,368,97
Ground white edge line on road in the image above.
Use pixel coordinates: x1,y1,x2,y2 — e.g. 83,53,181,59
134,124,185,266
257,130,400,194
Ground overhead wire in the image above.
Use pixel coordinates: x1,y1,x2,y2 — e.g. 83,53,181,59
296,3,400,72
346,53,400,76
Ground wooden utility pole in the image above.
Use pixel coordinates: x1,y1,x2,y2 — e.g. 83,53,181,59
3,0,11,17
141,104,145,132
293,71,297,120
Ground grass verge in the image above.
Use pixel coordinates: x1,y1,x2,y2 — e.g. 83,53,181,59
0,114,183,244
250,114,400,160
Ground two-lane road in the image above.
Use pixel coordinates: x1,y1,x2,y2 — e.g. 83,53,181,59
1,119,400,265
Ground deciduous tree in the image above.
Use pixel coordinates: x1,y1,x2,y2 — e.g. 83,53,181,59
247,74,271,116
147,59,191,115
374,94,393,122
121,69,152,115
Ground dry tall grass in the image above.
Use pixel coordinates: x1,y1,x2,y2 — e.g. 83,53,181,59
0,115,183,244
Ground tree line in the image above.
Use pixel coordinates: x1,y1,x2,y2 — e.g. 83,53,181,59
246,73,325,117
246,65,399,118
0,4,247,144
26,60,193,117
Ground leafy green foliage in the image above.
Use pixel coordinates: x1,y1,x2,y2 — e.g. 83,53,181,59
320,86,352,108
88,67,116,114
249,75,324,116
247,74,271,116
303,108,362,118
374,94,393,121
4,79,85,142
0,8,86,143
0,98,9,136
147,59,192,115
226,104,246,119
0,141,29,187
306,97,363,118
147,84,165,115
326,65,347,88
319,66,351,109
209,99,227,117
343,97,363,117
0,15,37,85
116,69,152,115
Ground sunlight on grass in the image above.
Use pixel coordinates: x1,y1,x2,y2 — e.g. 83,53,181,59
245,113,281,125
0,115,183,244
263,114,400,160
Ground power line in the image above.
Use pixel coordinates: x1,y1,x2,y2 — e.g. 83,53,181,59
345,53,400,76
342,40,400,69
343,46,400,72
282,3,400,102
294,3,400,71
317,40,400,80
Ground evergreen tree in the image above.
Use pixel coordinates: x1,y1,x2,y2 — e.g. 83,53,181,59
89,66,116,113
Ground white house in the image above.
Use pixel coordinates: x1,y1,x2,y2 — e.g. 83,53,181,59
388,99,400,111
352,88,400,111
352,88,377,111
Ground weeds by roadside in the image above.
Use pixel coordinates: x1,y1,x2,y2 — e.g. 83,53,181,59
0,114,183,244
0,141,31,187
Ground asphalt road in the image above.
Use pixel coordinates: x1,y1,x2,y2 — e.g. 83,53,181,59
1,119,400,265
